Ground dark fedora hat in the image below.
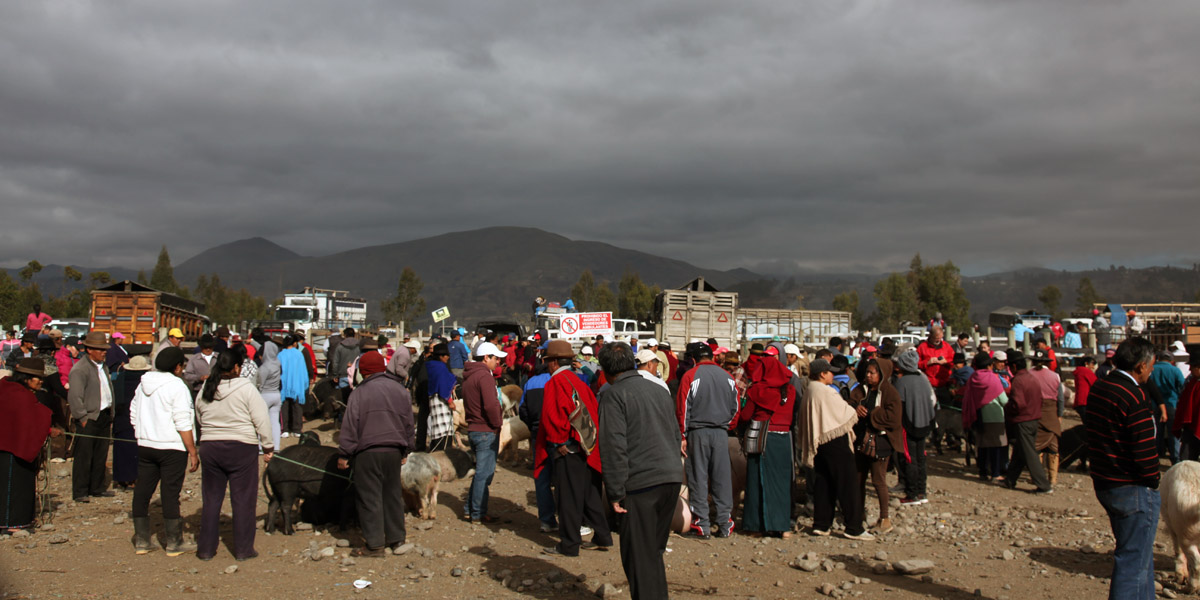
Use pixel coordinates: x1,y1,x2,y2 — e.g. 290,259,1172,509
82,331,109,350
14,358,45,377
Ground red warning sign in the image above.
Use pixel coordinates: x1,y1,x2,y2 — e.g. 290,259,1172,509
672,311,684,321
716,312,728,323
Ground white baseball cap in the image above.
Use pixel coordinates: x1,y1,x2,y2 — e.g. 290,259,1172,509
993,351,1007,362
784,343,802,357
645,338,659,347
636,349,659,364
474,342,507,358
581,346,594,355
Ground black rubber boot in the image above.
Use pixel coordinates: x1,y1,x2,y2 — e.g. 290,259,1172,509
133,517,154,555
163,518,197,557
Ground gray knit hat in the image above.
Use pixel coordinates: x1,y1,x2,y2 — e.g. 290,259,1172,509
894,348,920,374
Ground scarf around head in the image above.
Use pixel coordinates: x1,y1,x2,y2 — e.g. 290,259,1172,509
800,379,858,468
961,369,1004,430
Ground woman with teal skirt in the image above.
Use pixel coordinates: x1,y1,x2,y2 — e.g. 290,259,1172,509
737,347,797,538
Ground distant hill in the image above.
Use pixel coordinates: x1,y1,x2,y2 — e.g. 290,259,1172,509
167,226,762,327
175,236,302,282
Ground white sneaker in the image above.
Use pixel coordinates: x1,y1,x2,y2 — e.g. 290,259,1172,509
280,432,290,438
843,531,876,541
580,526,593,537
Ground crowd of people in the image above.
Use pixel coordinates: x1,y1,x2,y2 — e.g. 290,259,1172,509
2,300,1198,599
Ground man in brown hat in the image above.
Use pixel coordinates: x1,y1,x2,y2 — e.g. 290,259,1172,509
213,326,231,354
538,340,613,556
68,331,117,502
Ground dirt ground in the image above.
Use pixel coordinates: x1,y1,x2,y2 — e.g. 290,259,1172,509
0,413,1187,600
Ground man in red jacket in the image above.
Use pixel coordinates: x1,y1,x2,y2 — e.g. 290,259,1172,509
917,326,956,406
537,340,613,557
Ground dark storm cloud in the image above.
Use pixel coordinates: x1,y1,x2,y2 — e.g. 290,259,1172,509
1,1,1198,275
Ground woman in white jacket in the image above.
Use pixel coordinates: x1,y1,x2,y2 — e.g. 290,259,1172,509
129,347,199,556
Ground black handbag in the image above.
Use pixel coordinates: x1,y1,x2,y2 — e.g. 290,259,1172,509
742,419,768,455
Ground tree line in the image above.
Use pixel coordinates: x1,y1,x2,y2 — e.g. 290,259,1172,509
832,254,972,333
567,270,661,322
0,246,271,330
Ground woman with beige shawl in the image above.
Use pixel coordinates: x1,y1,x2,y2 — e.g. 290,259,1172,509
801,359,872,540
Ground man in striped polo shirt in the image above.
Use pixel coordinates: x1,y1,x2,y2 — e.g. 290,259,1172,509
1084,337,1160,600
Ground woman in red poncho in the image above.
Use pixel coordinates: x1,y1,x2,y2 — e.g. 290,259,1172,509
737,348,796,538
1,359,63,531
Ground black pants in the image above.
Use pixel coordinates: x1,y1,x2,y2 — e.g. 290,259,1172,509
902,429,928,498
282,398,303,434
812,434,865,535
353,450,407,550
132,447,188,519
72,412,112,499
553,453,613,556
618,483,676,600
1006,420,1050,491
415,394,430,452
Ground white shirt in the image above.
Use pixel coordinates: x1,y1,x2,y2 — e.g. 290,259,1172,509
94,358,113,411
638,369,670,392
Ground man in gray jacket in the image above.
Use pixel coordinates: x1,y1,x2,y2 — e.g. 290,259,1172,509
598,342,683,600
892,348,935,506
675,341,739,538
68,331,116,502
182,334,217,394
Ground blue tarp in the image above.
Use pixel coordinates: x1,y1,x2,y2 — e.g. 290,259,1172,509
1108,303,1127,326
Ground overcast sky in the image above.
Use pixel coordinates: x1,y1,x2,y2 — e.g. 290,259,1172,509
2,1,1198,276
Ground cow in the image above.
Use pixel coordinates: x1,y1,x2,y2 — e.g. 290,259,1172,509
262,442,353,535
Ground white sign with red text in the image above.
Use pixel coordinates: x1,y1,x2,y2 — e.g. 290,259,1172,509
558,312,614,339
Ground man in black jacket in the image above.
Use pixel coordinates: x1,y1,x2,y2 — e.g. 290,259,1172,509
597,342,683,600
1084,337,1160,600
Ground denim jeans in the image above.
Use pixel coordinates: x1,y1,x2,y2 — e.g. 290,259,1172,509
1095,485,1160,600
465,431,498,520
536,449,556,527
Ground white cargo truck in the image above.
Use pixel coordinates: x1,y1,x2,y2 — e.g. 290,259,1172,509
272,287,368,335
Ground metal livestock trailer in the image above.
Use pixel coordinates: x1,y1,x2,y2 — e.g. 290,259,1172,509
90,280,209,345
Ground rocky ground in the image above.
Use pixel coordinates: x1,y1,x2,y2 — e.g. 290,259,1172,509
0,414,1190,600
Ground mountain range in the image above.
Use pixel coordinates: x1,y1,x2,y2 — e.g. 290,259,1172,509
8,227,1200,328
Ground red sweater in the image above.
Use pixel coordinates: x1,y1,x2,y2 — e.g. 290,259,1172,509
1074,367,1097,408
916,341,955,388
